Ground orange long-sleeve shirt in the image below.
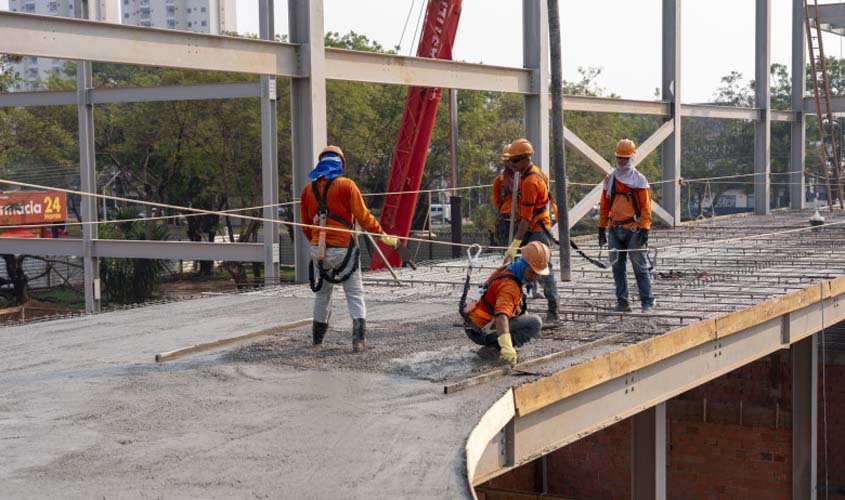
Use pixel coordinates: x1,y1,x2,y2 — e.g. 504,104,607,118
598,177,652,231
492,173,514,217
465,269,524,330
517,165,551,233
300,176,383,248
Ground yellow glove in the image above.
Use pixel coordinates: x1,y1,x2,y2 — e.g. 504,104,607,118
503,239,522,264
380,234,399,248
497,333,518,367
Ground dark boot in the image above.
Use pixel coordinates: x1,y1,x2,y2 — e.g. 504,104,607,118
352,318,366,353
545,299,559,324
312,321,328,346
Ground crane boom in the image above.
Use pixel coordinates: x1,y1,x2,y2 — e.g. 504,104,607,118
370,0,462,269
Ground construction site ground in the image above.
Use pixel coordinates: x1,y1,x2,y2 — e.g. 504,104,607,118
2,210,843,499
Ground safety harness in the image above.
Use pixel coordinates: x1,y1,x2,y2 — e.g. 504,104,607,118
608,178,642,227
459,246,527,335
308,177,360,293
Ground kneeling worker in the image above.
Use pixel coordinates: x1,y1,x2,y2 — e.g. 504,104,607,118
462,241,551,367
300,145,399,352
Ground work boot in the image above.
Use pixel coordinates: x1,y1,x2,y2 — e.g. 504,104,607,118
641,300,656,313
312,321,328,346
352,318,366,353
545,299,559,324
613,302,633,313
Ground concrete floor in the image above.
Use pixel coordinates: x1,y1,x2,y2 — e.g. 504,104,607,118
3,210,844,499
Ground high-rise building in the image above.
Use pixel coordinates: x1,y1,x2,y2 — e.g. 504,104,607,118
7,0,119,90
121,0,236,34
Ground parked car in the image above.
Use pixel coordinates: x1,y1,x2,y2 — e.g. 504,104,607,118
430,203,451,225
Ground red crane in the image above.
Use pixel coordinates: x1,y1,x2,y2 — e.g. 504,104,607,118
370,0,462,270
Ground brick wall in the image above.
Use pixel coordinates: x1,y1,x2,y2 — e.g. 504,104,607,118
819,358,845,495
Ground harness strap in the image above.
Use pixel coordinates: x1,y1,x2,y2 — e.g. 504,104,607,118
311,177,354,229
608,178,641,223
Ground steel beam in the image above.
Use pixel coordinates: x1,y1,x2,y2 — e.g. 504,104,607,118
93,239,264,261
662,0,682,226
792,334,818,500
473,288,845,484
90,82,262,104
324,48,533,94
75,1,100,314
562,95,671,116
563,126,612,176
806,2,845,36
567,183,603,229
755,0,772,215
792,0,806,210
680,105,760,121
0,91,76,108
0,238,264,262
289,0,327,283
632,403,667,500
0,11,300,77
260,0,280,283
523,0,550,173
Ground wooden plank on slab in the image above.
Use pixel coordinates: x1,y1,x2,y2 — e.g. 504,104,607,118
512,318,717,417
155,318,312,362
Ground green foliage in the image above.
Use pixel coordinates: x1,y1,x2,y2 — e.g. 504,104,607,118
99,208,170,304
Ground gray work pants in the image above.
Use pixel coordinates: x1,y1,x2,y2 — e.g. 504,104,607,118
310,246,366,324
464,313,543,348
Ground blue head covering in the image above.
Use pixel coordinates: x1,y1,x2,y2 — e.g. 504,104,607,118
505,257,529,285
308,153,343,180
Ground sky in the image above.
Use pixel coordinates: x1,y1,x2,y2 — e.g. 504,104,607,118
234,0,812,103
2,0,842,103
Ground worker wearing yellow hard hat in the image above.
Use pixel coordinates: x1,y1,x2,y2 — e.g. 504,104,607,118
598,139,655,313
461,241,551,367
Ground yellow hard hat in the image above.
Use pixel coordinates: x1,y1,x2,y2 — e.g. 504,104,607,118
509,138,534,157
521,241,550,276
320,145,346,166
501,144,511,161
615,139,636,158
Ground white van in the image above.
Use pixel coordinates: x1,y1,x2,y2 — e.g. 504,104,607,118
430,203,451,225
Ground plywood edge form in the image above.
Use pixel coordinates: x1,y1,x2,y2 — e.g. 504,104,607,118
512,318,717,417
466,389,515,498
714,284,823,337
155,318,312,362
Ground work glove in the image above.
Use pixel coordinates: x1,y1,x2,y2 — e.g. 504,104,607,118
639,229,649,246
379,233,399,248
598,228,607,247
497,333,518,367
503,239,522,264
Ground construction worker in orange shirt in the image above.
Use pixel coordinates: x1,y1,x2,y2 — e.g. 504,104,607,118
492,144,516,246
300,145,400,352
502,138,559,323
461,241,551,366
598,139,655,313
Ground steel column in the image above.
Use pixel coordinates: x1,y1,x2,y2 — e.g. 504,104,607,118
523,0,550,173
792,0,807,209
661,0,681,226
792,334,818,500
289,0,327,283
75,1,100,313
755,0,772,215
632,403,667,500
260,0,280,283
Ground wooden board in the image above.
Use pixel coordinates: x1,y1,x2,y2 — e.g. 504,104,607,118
513,318,717,417
155,318,312,362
